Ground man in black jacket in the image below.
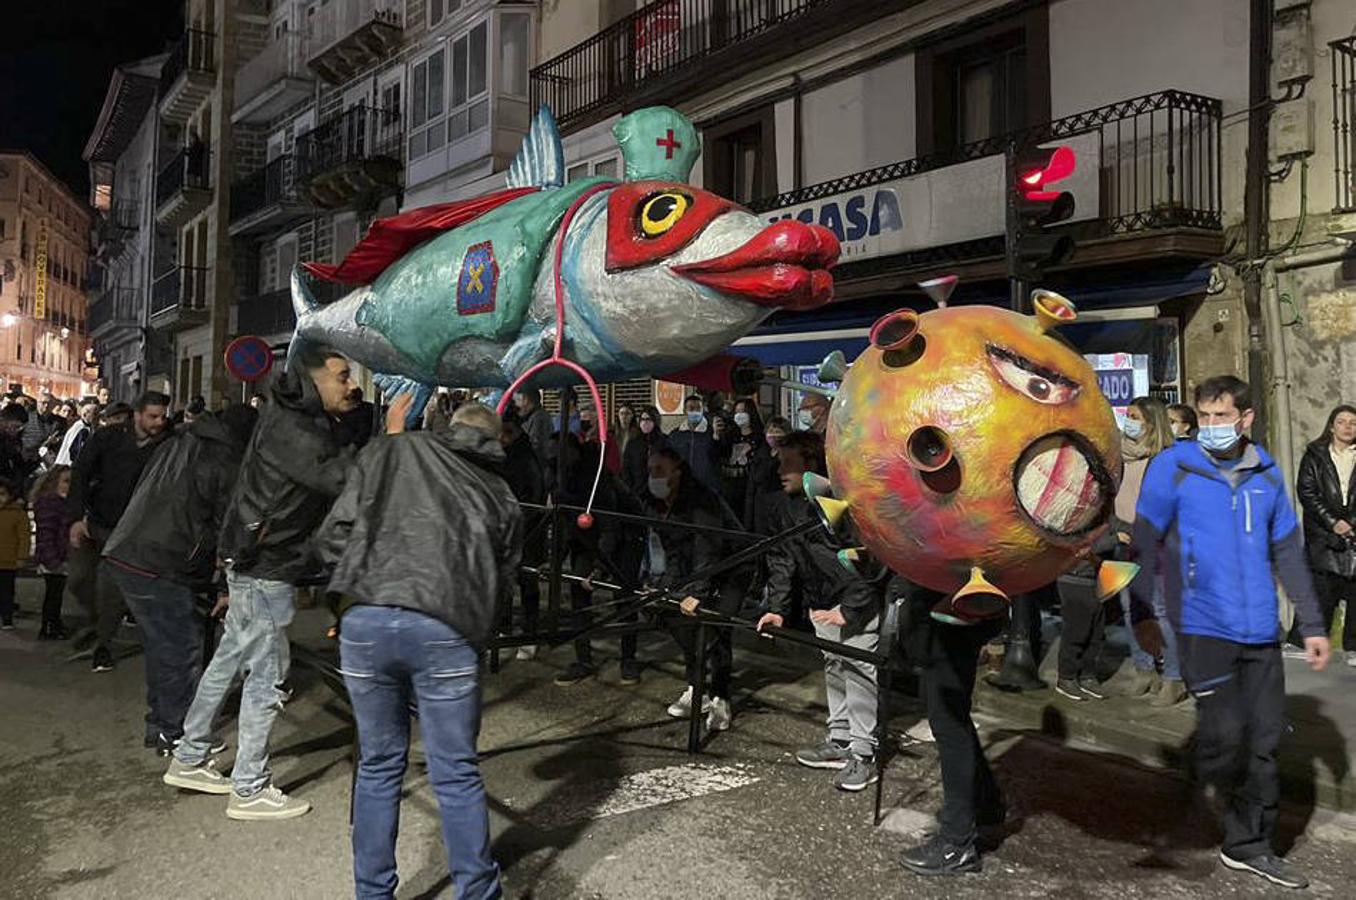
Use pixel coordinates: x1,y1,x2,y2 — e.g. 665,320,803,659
317,400,521,900
68,391,171,672
756,432,883,792
103,406,259,755
164,347,372,822
501,417,546,659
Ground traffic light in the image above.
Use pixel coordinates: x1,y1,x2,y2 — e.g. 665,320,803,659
1007,144,1077,281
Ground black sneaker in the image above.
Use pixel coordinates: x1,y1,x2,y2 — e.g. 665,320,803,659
618,660,641,685
1054,678,1086,701
834,754,879,792
1219,851,1309,889
91,646,115,673
901,835,981,876
1078,678,1107,700
554,662,596,686
39,621,69,640
0,617,13,631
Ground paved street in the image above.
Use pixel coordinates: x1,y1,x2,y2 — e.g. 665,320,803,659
6,595,1356,899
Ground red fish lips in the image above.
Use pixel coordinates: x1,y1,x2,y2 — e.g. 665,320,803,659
671,220,840,310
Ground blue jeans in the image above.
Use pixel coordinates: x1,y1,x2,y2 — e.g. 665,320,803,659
175,572,294,796
109,566,204,742
1120,589,1155,672
340,605,501,900
1120,584,1182,680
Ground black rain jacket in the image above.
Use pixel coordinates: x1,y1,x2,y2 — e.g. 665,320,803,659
104,414,249,590
764,491,880,622
1297,439,1356,578
318,425,523,650
218,366,354,583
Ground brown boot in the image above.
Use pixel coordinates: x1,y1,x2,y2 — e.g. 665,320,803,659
1148,678,1187,707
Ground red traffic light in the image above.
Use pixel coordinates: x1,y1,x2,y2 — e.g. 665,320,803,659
1016,146,1076,201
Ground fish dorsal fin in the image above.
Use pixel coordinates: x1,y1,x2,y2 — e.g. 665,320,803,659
507,106,565,190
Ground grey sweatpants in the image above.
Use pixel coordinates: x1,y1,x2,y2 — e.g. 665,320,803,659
813,612,880,757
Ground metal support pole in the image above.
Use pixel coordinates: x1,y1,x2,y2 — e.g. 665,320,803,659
688,622,708,755
873,656,890,827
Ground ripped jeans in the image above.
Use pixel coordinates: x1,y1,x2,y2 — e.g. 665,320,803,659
175,572,295,796
340,604,501,900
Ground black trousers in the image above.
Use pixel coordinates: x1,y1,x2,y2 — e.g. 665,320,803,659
1056,577,1106,680
669,578,746,700
1314,571,1356,652
42,573,67,626
1179,635,1284,860
911,591,1005,844
0,570,15,622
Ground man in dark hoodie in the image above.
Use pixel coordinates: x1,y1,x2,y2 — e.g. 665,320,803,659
163,347,374,822
317,400,521,900
68,391,171,672
103,405,260,755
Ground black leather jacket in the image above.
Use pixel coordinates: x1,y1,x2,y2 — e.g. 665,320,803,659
764,491,880,620
1297,439,1356,578
104,415,248,590
218,366,354,584
318,425,523,649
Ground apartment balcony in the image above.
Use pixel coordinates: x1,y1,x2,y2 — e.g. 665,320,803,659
296,105,403,209
155,144,212,228
89,286,141,341
532,0,887,133
233,32,314,125
229,155,310,236
149,265,212,332
1332,36,1356,237
748,90,1225,292
96,200,140,259
236,287,297,340
306,0,403,87
159,29,216,124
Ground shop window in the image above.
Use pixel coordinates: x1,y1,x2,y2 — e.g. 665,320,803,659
704,107,777,206
915,5,1049,155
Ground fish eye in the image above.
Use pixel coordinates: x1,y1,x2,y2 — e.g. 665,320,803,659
639,192,690,238
987,344,1080,405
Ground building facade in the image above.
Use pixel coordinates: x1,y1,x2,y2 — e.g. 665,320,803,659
0,152,95,399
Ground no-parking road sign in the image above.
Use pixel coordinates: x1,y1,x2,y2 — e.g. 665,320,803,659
225,335,274,383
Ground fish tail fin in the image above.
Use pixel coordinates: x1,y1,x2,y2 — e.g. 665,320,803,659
286,265,320,374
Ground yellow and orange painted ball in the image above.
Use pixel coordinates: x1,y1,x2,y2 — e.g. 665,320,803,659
826,294,1121,603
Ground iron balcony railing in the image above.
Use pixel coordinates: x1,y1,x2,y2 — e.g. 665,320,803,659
295,104,403,183
749,89,1224,238
532,0,839,129
1333,36,1356,213
236,31,308,107
307,0,403,61
160,28,216,97
97,199,139,246
236,288,298,337
156,143,211,208
231,155,303,222
89,287,140,333
151,265,210,317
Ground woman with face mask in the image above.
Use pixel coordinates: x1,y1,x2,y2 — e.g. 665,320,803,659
714,399,765,529
1296,404,1356,665
621,405,666,497
1167,403,1198,442
1111,396,1183,706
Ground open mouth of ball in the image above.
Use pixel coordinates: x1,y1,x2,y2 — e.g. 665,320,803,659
1013,432,1112,537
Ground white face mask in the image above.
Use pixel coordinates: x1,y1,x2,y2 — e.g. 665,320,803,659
733,412,751,429
797,409,816,430
1123,417,1144,440
648,476,671,500
686,411,705,426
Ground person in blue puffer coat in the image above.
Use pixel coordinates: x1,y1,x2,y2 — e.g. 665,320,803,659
1131,375,1329,891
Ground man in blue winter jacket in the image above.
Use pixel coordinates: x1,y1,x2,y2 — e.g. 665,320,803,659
1133,375,1329,890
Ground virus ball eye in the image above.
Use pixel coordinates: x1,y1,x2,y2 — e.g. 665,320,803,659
987,345,1079,405
639,192,691,238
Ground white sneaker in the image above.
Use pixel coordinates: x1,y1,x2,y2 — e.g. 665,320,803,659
665,686,711,718
706,697,732,732
163,758,232,795
516,645,538,661
226,785,311,821
1346,651,1356,668
904,719,936,744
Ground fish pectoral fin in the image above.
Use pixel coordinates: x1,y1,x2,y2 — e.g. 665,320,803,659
373,375,435,430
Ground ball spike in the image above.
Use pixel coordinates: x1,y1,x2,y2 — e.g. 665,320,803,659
1095,560,1140,601
1031,289,1078,333
950,566,1010,620
918,274,958,308
813,496,851,534
817,350,848,384
802,472,833,499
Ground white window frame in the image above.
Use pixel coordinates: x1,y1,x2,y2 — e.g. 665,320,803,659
409,44,448,160
427,0,464,31
379,67,404,125
498,10,533,101
566,153,622,183
446,18,490,146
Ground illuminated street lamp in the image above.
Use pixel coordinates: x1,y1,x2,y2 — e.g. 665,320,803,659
60,327,70,339
0,314,14,328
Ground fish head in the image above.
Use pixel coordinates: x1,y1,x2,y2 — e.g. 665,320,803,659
603,182,839,311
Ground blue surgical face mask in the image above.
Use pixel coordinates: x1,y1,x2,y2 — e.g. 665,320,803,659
1198,422,1241,453
733,412,751,429
797,409,816,430
648,476,671,500
1122,417,1144,440
686,411,705,426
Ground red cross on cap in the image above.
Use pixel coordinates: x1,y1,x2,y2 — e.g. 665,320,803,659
656,129,682,159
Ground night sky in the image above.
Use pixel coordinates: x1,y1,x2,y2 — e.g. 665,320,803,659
0,0,184,201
